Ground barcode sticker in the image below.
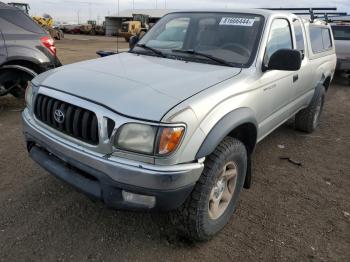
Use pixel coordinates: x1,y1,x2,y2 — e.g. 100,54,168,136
219,17,255,26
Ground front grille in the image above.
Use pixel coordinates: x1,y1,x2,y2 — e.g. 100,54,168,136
34,94,99,145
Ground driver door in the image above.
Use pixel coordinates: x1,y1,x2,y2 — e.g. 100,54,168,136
258,18,296,137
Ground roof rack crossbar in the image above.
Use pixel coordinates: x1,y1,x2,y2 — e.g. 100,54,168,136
294,12,347,16
262,7,337,11
262,7,347,23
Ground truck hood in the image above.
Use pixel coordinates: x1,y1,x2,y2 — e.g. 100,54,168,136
33,52,241,121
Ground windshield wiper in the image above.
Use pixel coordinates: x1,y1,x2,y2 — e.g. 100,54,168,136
172,49,232,67
135,44,166,58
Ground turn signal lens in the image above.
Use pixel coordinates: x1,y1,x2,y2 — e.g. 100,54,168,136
158,127,185,155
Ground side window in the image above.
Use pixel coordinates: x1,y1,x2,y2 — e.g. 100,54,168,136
264,19,293,64
322,28,332,49
309,26,333,53
293,19,305,57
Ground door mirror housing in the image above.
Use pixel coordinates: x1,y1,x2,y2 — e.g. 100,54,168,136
264,49,302,72
129,35,139,49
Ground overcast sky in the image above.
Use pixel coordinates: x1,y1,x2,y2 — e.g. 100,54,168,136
20,0,350,23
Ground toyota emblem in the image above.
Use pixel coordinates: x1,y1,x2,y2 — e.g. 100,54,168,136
54,109,65,124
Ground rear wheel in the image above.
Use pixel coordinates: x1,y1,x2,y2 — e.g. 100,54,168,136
295,85,325,133
0,66,37,98
172,137,247,241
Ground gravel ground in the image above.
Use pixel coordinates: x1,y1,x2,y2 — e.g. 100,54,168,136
0,35,349,262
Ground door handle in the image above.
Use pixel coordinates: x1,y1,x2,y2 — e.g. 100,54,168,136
293,74,299,83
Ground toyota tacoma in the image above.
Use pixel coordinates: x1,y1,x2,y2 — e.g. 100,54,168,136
22,9,336,241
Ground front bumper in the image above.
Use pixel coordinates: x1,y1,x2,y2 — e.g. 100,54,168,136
22,110,204,211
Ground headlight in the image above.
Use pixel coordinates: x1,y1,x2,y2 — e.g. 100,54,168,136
25,82,33,108
114,123,185,156
115,123,158,154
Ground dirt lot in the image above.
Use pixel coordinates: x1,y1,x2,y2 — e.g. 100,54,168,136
0,35,349,262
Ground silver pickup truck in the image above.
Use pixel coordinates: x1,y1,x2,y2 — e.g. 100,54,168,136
22,9,336,241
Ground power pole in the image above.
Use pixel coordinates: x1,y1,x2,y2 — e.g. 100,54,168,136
89,2,91,20
77,10,80,24
118,0,120,15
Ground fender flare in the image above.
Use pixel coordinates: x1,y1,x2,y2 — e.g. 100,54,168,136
0,65,37,96
308,82,325,107
0,65,37,77
196,107,258,159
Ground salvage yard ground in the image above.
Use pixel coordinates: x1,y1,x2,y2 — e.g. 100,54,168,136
0,34,349,261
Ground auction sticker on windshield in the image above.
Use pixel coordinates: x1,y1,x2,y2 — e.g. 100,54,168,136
219,17,255,26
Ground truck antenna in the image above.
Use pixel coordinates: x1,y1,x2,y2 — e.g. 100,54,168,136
117,31,119,53
116,0,120,53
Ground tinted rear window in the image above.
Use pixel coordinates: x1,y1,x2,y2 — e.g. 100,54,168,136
309,26,333,53
0,9,44,34
332,25,350,40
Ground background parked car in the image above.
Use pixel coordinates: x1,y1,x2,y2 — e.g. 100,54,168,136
331,20,350,84
0,2,61,98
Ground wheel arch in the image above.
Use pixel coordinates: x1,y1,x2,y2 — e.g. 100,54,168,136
196,107,258,159
1,59,42,74
0,65,37,81
323,75,331,91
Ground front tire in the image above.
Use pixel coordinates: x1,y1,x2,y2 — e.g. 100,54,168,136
295,85,325,133
173,137,247,241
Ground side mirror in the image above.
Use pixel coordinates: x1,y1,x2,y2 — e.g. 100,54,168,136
264,49,302,71
129,35,139,49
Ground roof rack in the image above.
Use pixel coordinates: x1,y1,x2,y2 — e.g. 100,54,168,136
262,7,344,23
264,7,337,11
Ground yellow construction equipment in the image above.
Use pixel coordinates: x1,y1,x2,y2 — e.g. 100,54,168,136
80,20,105,35
32,14,64,40
119,14,152,42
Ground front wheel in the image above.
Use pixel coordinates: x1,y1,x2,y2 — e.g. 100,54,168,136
172,137,247,241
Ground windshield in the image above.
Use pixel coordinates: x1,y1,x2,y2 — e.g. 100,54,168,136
332,25,350,40
134,12,265,67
